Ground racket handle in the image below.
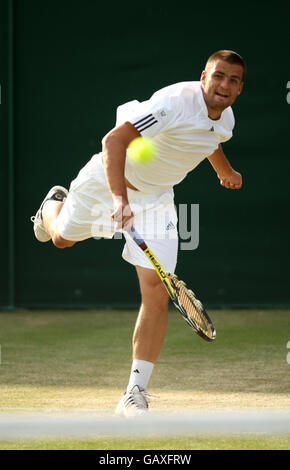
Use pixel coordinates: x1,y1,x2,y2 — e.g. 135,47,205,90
129,227,148,250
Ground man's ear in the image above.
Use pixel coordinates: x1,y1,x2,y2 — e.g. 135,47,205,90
200,70,206,83
237,81,244,95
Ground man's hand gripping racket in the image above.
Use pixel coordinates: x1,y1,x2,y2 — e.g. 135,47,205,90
129,227,216,342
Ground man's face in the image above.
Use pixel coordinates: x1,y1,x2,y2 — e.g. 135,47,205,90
200,60,244,117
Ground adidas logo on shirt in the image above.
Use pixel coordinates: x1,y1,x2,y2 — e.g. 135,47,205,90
132,114,158,133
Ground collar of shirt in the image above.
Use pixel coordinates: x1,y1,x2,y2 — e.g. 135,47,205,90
195,82,223,124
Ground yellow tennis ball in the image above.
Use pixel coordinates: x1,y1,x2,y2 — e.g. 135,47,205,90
127,137,156,164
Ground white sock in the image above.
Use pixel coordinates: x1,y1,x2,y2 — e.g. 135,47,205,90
126,359,154,393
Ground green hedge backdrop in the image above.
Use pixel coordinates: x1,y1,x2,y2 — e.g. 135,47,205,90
1,0,289,309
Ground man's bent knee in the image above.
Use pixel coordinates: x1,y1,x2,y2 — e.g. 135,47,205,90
52,234,75,249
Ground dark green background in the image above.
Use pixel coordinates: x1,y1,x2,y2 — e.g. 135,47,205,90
1,0,289,309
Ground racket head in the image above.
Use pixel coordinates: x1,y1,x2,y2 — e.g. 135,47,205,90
167,274,216,342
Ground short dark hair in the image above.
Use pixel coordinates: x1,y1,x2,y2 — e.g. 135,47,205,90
205,50,246,80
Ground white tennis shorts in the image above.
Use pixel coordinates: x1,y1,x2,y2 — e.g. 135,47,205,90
57,153,178,273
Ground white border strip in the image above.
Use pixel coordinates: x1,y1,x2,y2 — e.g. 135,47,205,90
0,410,290,439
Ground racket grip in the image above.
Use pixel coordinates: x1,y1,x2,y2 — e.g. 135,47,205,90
129,227,147,249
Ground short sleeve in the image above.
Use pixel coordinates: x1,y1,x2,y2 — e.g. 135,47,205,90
219,107,235,143
115,87,182,138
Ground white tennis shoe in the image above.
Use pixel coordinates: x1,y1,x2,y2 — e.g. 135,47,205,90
115,385,151,417
30,186,68,242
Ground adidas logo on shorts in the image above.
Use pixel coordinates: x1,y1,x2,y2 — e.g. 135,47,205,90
166,221,175,231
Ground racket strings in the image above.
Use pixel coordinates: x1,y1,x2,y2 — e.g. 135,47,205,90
168,274,212,336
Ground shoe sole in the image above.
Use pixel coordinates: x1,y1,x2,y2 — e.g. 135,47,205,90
32,185,68,242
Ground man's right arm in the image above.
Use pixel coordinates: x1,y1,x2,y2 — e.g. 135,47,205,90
102,121,140,230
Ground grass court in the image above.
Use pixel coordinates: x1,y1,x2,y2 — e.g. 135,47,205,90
0,309,289,450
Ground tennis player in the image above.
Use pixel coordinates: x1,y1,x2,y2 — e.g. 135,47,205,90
31,50,245,417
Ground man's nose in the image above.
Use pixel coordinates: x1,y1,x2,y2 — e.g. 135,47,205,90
220,78,230,89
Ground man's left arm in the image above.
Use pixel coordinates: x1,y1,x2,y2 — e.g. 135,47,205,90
207,144,242,189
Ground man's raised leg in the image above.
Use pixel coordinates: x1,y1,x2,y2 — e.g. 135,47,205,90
42,200,75,249
31,186,75,249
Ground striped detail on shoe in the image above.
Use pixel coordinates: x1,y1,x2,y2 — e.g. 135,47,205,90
132,114,158,133
115,385,151,417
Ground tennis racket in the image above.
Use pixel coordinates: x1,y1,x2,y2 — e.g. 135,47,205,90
129,226,216,342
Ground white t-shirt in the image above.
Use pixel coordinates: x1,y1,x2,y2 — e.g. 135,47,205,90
116,81,235,193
